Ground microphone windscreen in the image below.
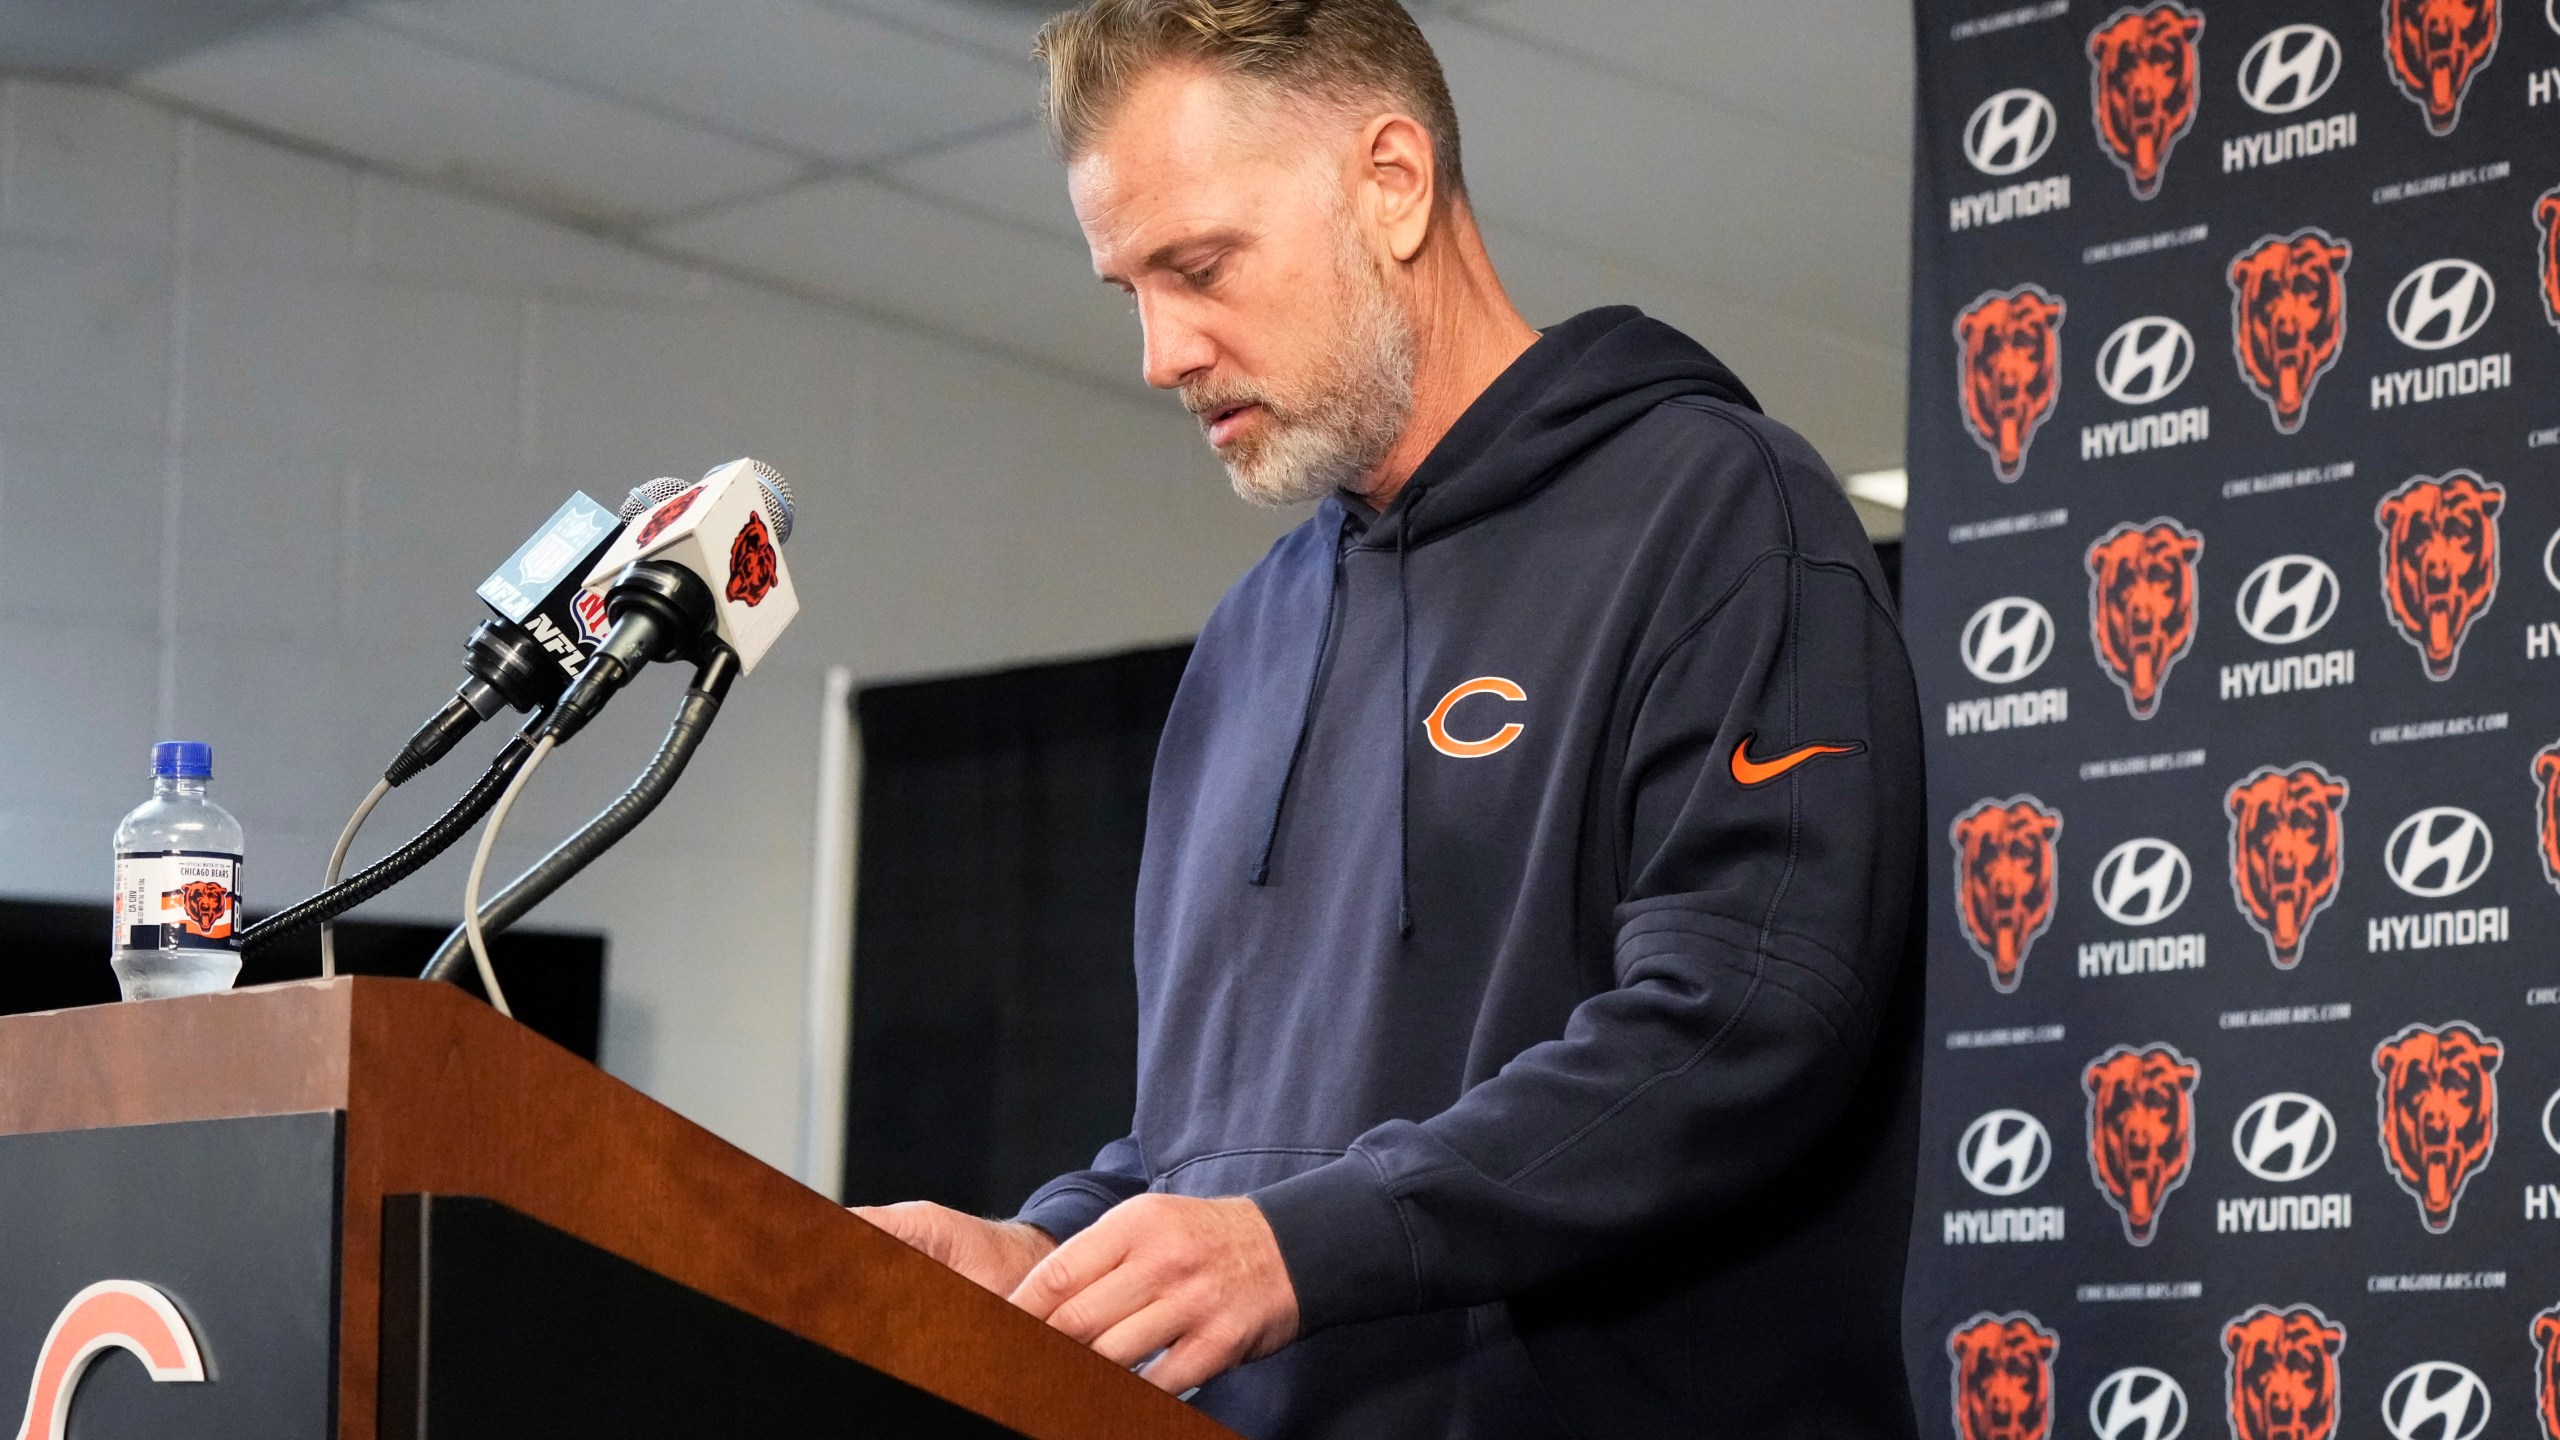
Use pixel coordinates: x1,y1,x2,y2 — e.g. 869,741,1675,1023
712,458,797,545
618,478,692,520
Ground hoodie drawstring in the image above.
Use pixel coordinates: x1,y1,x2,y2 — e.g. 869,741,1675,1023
1248,517,1347,887
1395,500,1416,938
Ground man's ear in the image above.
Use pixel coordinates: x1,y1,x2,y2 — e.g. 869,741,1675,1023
1360,112,1439,264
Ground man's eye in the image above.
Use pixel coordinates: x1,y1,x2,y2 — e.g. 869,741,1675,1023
1183,262,1222,288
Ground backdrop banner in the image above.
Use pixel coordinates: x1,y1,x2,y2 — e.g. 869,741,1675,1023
1899,5,2560,1440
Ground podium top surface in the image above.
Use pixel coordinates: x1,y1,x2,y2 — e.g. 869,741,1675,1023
0,979,1231,1440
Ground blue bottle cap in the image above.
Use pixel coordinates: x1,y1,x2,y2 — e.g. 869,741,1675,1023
151,741,213,778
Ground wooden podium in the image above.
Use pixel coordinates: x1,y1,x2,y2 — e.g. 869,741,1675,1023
0,977,1233,1439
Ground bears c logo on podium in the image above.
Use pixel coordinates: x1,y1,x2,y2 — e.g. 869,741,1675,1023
2373,1020,2502,1233
2086,4,2204,198
2223,1304,2345,1440
1954,286,2066,482
1948,1312,2058,1440
1949,796,2062,993
2375,471,2504,681
2085,518,2203,719
2225,763,2349,970
2384,0,2501,136
2083,1043,2200,1245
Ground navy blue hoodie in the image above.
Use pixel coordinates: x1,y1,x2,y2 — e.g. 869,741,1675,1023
1019,308,1927,1439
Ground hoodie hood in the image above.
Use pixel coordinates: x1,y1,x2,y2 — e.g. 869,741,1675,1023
1336,305,1761,547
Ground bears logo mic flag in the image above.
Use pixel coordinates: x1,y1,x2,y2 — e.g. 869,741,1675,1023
1899,2,2560,1434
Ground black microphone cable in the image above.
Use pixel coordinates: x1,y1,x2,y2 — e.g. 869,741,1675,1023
236,729,538,959
422,645,741,993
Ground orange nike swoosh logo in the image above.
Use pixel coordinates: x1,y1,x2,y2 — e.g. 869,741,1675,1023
1729,735,1867,787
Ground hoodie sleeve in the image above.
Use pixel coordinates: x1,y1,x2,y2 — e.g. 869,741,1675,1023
1013,1134,1150,1242
1250,548,1923,1335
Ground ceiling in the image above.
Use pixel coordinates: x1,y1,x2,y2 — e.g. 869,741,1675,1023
8,0,1915,486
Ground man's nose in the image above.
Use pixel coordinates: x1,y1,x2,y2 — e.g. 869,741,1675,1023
1137,297,1216,391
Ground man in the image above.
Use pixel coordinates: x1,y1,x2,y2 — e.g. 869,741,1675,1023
859,2,1926,1435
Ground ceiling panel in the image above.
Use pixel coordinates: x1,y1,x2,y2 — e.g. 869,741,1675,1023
817,0,1046,66
885,119,1081,243
360,0,1035,165
137,15,803,226
653,175,1139,388
1453,0,1913,163
1425,17,1906,346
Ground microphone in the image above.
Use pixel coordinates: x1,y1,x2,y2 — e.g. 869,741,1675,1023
540,459,801,745
383,489,643,785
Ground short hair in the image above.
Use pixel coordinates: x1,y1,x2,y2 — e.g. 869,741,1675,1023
1033,0,1466,198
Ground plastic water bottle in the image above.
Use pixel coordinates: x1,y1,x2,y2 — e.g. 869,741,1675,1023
109,742,246,1001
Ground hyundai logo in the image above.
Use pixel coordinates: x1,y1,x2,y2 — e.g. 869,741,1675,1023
2387,260,2496,352
2231,1092,2336,1182
2234,555,2339,645
2237,24,2342,115
2543,527,2560,593
2380,1361,2489,1440
2543,1087,2560,1155
2550,0,2558,38
2384,807,2493,898
2093,838,2190,926
2094,316,2195,406
2090,1366,2188,1440
1964,88,2058,176
1957,1109,2052,1196
1960,596,2055,684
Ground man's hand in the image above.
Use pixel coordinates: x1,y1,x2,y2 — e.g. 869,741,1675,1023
1008,1194,1299,1396
853,1201,1057,1296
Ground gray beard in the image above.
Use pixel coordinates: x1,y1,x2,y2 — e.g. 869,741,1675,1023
1213,223,1418,509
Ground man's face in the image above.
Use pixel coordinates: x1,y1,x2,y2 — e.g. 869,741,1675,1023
1071,68,1415,507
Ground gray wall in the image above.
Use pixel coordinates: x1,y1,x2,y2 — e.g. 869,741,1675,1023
0,79,1284,1171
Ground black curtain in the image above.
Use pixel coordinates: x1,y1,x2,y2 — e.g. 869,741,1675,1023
840,644,1190,1215
0,900,605,1060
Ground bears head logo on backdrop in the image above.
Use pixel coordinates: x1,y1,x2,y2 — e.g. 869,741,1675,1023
2531,1305,2560,1440
2084,1043,2200,1245
1951,797,2063,993
2374,1021,2502,1232
1949,1312,2058,1440
2535,187,2560,335
1954,286,2066,481
2225,764,2350,969
2375,471,2504,681
2085,519,2203,718
2384,0,2501,136
2223,1304,2346,1440
726,511,779,606
2228,230,2352,433
2086,4,2204,198
2532,741,2560,896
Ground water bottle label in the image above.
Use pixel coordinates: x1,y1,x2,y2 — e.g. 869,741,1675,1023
113,851,243,952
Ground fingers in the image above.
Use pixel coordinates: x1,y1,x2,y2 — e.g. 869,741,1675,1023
1136,1329,1240,1397
1010,1212,1137,1321
1089,1300,1189,1371
851,1201,953,1257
